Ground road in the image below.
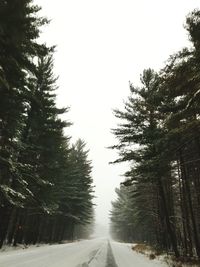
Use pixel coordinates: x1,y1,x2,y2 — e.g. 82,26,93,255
0,238,167,267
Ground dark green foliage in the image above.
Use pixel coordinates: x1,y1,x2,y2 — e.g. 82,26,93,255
110,186,136,242
0,0,94,247
110,9,200,260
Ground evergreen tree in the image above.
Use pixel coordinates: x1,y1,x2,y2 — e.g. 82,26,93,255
0,0,95,247
111,69,179,256
0,0,49,247
110,9,200,260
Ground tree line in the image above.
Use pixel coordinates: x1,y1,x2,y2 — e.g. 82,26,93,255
0,0,94,248
110,9,200,260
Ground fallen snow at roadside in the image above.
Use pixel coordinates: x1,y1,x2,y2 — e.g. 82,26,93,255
110,241,168,267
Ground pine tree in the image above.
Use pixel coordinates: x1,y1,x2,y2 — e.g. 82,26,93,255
0,0,49,247
0,0,95,247
111,10,200,260
111,69,179,256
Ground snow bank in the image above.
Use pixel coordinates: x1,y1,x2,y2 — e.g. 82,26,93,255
110,241,168,267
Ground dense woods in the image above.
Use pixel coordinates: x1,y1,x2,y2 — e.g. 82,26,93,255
0,0,94,247
110,9,200,260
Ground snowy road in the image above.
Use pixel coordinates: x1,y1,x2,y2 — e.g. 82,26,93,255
0,238,167,267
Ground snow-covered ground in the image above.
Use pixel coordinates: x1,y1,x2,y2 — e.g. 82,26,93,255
0,238,168,267
111,241,168,267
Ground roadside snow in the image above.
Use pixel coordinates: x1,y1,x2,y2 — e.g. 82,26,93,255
0,243,46,253
110,241,168,267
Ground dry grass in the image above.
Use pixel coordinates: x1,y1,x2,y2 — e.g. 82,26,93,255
132,243,200,266
132,243,151,253
149,253,156,260
131,243,156,259
164,255,200,267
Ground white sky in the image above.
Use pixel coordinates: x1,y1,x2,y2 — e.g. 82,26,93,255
36,0,200,229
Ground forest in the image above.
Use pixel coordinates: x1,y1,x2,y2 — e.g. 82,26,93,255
110,9,200,260
1,0,200,263
0,0,94,248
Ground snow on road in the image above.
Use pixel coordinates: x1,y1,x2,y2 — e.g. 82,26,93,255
0,239,107,267
0,238,168,267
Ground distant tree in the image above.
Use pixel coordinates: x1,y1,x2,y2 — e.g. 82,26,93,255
110,185,135,242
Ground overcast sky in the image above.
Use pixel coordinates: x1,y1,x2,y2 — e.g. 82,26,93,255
36,0,199,230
